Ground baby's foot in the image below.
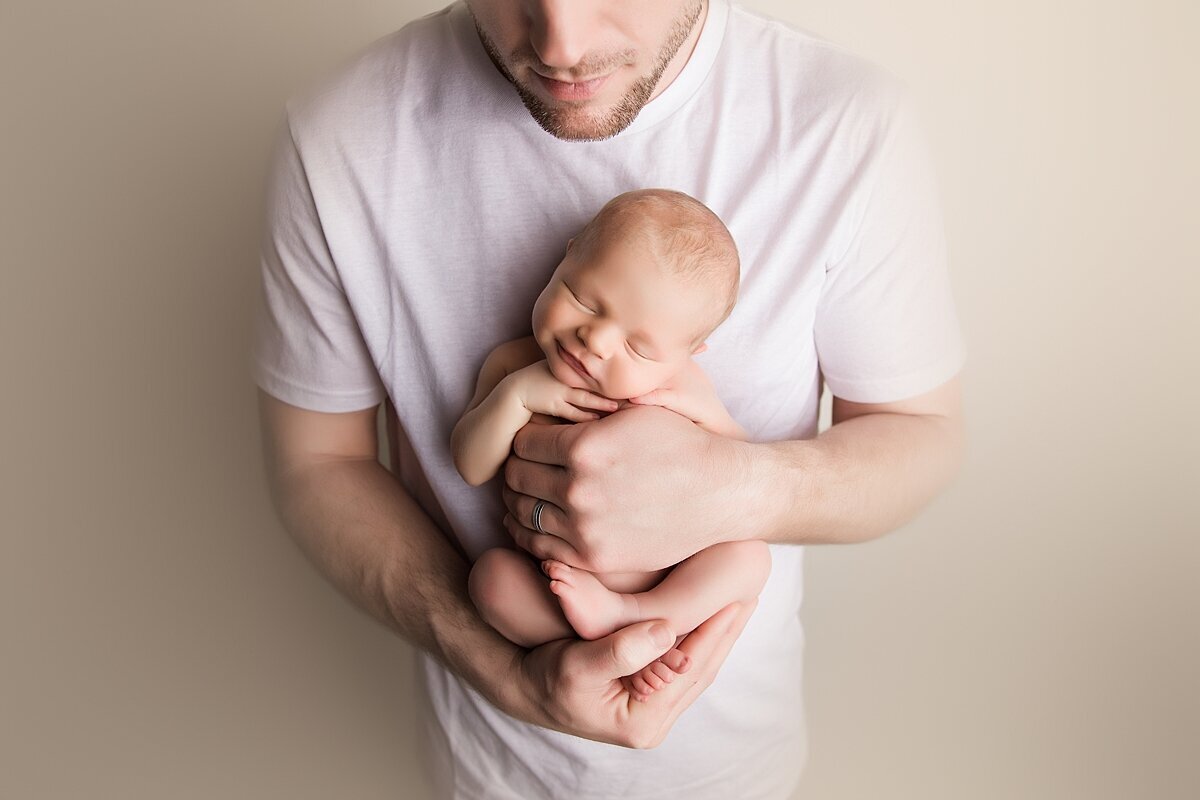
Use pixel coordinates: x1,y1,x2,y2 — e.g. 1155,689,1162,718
625,650,692,701
542,560,636,641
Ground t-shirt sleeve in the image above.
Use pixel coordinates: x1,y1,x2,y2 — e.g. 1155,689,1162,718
813,88,967,403
250,112,387,412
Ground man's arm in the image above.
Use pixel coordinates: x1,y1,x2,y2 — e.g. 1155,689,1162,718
749,374,965,545
257,389,520,697
256,387,754,748
500,375,964,570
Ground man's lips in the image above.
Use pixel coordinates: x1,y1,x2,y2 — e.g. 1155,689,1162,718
534,71,612,101
557,342,592,379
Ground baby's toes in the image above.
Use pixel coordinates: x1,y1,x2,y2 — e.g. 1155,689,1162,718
630,673,655,698
639,666,666,691
541,559,570,582
660,648,691,674
649,661,676,684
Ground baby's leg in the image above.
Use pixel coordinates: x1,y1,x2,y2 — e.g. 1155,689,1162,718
631,540,771,636
469,547,574,648
471,548,693,682
593,540,771,699
544,540,770,644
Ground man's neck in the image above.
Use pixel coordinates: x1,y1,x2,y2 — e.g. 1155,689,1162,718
648,0,710,104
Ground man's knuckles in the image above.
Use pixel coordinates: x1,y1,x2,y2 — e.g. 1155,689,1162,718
561,478,596,516
503,458,525,492
562,432,600,473
564,425,622,473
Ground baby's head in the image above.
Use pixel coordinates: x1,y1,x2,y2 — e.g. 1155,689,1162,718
532,188,739,400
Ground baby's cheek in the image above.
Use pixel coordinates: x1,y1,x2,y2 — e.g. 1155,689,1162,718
609,365,661,401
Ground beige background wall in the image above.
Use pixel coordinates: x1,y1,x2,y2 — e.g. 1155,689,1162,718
3,1,1196,797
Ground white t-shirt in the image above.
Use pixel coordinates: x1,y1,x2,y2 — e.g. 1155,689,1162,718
252,2,966,797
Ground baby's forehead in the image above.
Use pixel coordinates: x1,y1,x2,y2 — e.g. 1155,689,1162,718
580,238,720,298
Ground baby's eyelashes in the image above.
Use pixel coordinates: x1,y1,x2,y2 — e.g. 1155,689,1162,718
626,342,652,360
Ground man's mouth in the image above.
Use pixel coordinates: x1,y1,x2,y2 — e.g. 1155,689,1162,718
533,71,612,101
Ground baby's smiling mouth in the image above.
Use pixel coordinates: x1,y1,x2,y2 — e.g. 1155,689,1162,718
557,341,593,380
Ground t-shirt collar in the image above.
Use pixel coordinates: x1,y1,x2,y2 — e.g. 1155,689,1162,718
617,0,728,137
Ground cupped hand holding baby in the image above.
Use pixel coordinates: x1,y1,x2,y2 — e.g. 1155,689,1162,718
503,599,756,749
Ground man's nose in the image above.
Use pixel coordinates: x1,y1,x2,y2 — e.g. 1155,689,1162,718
527,0,600,70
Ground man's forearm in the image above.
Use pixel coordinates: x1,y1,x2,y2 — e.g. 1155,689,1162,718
268,457,524,711
740,410,965,545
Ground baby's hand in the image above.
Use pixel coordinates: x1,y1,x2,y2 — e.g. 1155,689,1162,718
627,361,729,428
507,360,617,423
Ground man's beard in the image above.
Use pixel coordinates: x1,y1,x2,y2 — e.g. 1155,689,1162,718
471,2,704,142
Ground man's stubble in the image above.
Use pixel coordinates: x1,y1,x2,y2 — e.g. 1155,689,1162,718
471,1,704,142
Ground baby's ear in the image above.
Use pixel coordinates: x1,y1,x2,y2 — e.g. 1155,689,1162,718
692,342,708,355
565,237,575,253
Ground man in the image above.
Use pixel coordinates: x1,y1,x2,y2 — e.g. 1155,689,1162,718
253,1,966,797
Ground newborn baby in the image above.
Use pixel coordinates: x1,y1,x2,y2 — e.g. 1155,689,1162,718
452,188,770,700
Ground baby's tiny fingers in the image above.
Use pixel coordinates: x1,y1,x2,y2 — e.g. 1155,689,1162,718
569,390,618,411
557,404,600,422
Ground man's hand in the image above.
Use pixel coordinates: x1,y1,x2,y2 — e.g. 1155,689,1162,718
501,600,754,749
501,404,752,573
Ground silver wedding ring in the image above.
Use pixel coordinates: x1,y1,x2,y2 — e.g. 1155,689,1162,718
531,499,547,535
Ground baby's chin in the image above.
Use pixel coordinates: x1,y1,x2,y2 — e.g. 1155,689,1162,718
547,354,600,393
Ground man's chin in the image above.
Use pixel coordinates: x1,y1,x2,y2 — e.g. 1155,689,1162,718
540,111,631,142
512,82,649,142
519,98,635,142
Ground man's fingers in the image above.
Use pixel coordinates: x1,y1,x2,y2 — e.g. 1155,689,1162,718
502,513,582,563
512,421,581,466
677,601,753,680
502,485,568,538
503,456,568,509
644,601,755,744
574,620,675,682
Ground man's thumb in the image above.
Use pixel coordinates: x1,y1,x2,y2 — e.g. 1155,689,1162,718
600,621,674,678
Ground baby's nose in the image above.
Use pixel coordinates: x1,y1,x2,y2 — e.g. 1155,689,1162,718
579,322,619,359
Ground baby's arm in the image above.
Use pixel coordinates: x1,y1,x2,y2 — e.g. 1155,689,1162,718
452,346,616,486
628,360,750,441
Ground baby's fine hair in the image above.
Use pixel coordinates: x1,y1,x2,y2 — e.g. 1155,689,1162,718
572,189,740,342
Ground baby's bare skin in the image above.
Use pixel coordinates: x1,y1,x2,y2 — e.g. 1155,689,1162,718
452,192,770,699
463,342,770,698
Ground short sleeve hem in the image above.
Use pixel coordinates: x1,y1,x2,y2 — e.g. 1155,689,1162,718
822,344,966,404
252,359,386,413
